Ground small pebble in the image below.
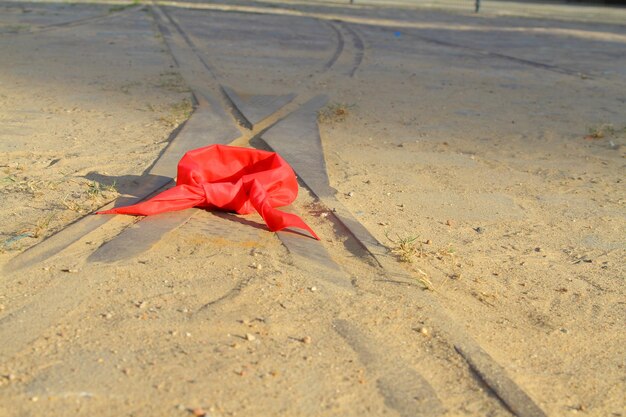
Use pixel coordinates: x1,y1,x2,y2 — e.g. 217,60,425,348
192,407,206,417
446,219,453,226
245,333,256,341
419,327,429,336
347,191,354,197
0,304,5,311
425,239,432,245
61,268,78,273
309,286,318,292
301,336,312,344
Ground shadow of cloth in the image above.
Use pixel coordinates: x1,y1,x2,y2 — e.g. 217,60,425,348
211,211,314,238
210,211,269,233
83,171,174,208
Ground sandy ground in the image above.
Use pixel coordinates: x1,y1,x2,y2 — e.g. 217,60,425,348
0,0,624,416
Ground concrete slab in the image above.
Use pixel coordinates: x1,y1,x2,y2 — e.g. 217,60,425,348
222,85,296,128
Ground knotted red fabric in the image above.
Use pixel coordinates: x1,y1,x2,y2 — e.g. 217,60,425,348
98,144,319,239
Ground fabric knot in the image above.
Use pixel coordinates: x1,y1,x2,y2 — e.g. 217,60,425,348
200,180,246,211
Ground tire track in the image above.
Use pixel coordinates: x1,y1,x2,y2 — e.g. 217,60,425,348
0,4,143,37
341,22,365,77
323,20,345,70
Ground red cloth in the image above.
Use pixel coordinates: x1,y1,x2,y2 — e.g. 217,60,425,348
98,144,319,239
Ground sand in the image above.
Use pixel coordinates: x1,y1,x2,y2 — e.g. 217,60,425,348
0,0,624,416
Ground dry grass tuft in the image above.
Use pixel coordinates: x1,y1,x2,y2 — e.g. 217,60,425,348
585,123,626,140
387,233,421,263
159,98,193,127
317,102,355,124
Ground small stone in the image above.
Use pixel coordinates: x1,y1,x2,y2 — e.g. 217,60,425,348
534,247,542,252
175,404,185,411
347,191,354,197
185,332,192,337
61,268,78,273
474,227,484,234
560,328,569,334
255,264,263,270
103,313,113,319
245,333,256,341
419,327,429,336
0,304,5,311
425,239,432,245
445,219,453,226
309,286,318,292
136,301,146,309
192,407,206,417
301,336,312,344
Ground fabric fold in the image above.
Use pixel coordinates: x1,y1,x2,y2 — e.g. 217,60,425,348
98,144,319,240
